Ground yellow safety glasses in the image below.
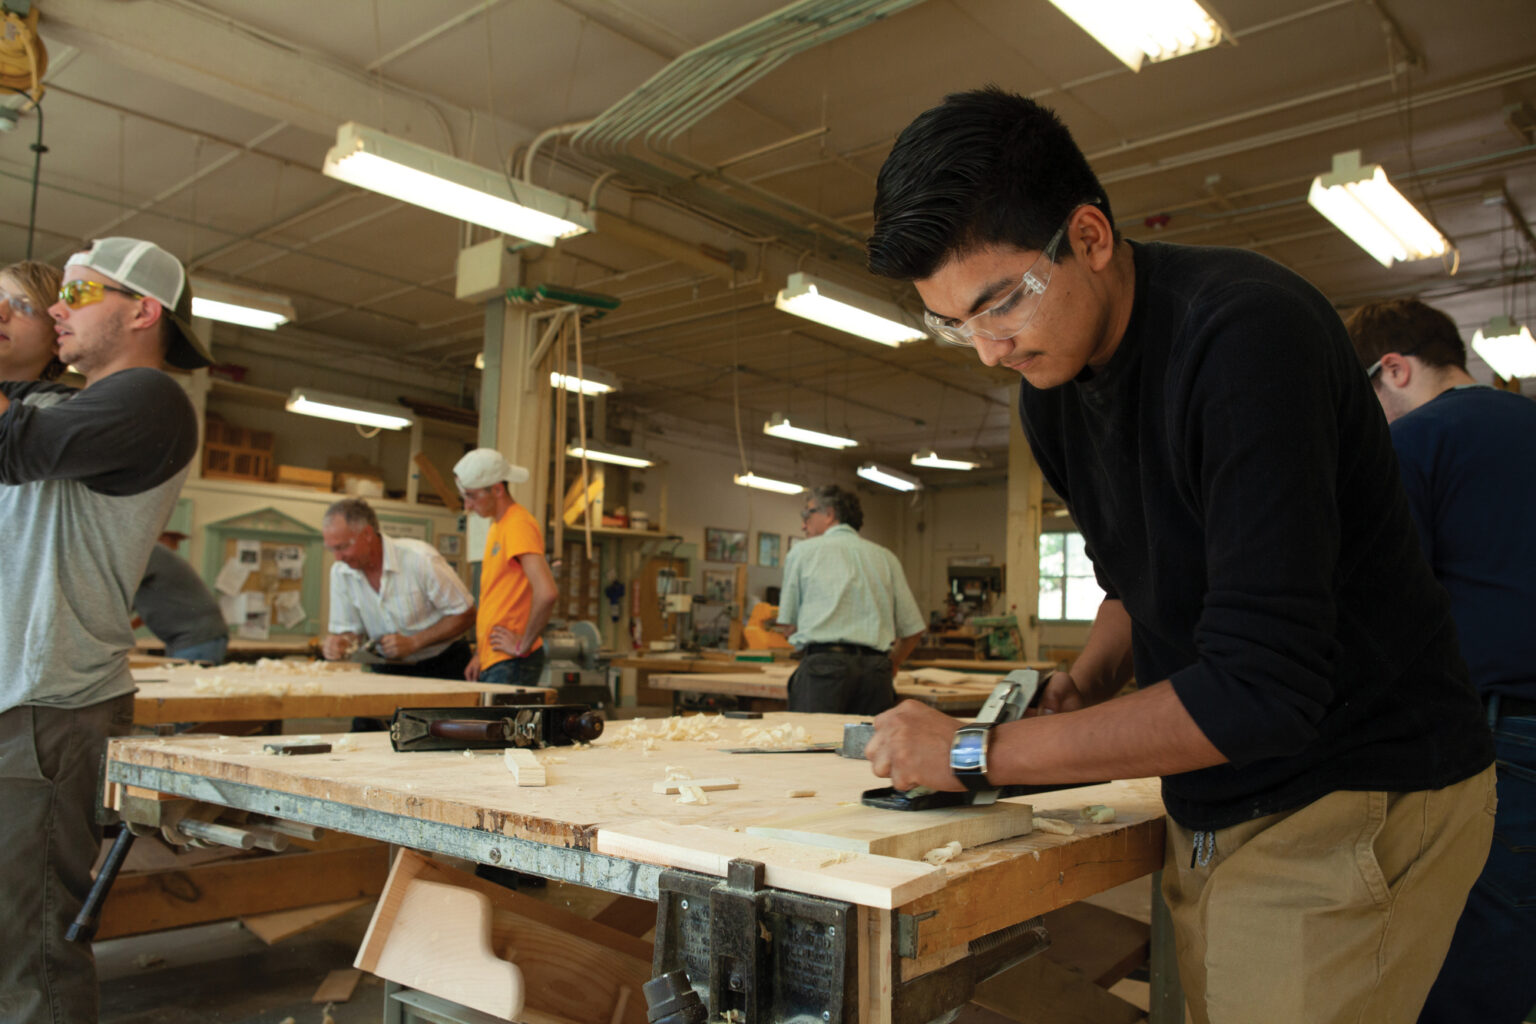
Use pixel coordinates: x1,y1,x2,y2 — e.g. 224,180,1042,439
58,279,143,309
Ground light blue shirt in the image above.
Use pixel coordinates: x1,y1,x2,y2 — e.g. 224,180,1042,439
777,523,925,650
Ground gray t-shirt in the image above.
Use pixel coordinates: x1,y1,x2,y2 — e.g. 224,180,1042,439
135,544,228,650
0,369,198,711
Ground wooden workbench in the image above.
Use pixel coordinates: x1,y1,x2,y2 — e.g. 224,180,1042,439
130,663,555,724
134,635,321,660
905,657,1061,673
104,713,1167,1022
646,669,1002,714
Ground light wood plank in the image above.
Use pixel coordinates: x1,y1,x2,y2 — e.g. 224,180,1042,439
595,821,944,910
373,879,524,1020
505,748,547,786
651,777,738,794
242,898,371,945
311,967,363,1004
746,801,1033,861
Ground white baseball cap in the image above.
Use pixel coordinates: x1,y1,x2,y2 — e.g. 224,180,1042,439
454,448,529,490
65,237,213,369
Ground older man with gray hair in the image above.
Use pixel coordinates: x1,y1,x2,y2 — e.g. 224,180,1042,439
320,497,476,679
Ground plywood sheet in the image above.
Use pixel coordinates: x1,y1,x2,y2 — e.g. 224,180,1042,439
647,671,997,712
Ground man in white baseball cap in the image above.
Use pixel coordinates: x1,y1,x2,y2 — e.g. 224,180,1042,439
0,236,202,1023
453,448,556,686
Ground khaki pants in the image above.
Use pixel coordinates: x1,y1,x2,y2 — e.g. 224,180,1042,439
1163,765,1496,1024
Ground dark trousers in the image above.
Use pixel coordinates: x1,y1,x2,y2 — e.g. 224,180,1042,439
366,639,474,680
0,693,134,1024
479,646,547,686
787,650,896,716
1418,698,1536,1024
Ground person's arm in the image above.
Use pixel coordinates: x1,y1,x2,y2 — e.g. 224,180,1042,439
320,631,364,660
378,607,476,659
322,566,366,660
1036,597,1135,713
0,370,196,492
864,680,1226,792
889,630,922,670
514,552,558,655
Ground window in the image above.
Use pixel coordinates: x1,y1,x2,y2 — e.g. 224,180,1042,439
1039,531,1105,621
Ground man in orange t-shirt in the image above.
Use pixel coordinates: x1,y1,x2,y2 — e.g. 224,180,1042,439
453,448,558,685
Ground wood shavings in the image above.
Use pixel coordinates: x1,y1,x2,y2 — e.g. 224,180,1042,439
718,1011,746,1024
676,785,708,805
654,777,737,794
785,789,816,798
320,1003,337,1024
1032,816,1075,835
132,953,164,969
922,840,963,865
602,715,725,750
736,721,810,749
191,674,322,698
462,749,476,759
332,735,362,753
1081,804,1116,824
663,765,692,781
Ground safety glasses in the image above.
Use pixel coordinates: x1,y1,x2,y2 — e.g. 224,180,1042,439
58,279,143,310
923,202,1096,348
0,291,42,318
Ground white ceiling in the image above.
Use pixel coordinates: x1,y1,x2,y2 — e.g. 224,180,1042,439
3,0,1533,474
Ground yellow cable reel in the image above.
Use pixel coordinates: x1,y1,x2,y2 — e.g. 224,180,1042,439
0,6,47,103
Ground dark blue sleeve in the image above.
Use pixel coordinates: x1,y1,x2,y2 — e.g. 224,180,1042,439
0,368,197,495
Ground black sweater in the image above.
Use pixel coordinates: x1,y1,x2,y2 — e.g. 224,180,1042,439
1020,241,1493,829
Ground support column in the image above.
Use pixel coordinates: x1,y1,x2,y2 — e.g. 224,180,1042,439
1005,412,1043,660
477,294,549,522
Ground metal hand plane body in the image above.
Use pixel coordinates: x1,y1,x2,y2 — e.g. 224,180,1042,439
389,704,605,752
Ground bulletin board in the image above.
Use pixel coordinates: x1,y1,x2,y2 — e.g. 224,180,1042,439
202,508,323,637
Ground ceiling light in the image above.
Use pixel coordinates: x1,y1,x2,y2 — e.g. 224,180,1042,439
322,122,593,247
190,277,296,330
774,271,925,346
285,388,414,431
551,368,618,395
1047,0,1224,72
1307,151,1448,268
566,443,654,468
858,462,922,492
763,412,857,450
911,450,979,470
734,472,804,495
1472,316,1536,380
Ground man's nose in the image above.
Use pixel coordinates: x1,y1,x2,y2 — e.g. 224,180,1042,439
973,334,1012,368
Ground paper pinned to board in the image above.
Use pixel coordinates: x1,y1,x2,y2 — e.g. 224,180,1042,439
275,545,305,580
235,539,262,567
274,590,306,628
214,558,251,596
238,598,272,640
218,593,245,625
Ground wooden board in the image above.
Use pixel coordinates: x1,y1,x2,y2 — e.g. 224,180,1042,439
595,821,945,910
130,663,554,723
646,671,999,713
745,801,1033,861
373,878,524,1020
242,898,371,945
106,714,1164,915
312,967,363,1003
905,658,1060,672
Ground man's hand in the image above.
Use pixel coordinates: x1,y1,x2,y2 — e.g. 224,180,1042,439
864,700,965,793
465,652,481,681
489,625,525,657
321,633,359,661
377,633,419,660
1036,670,1090,715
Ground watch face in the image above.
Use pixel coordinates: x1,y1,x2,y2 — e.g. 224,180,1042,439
950,729,987,773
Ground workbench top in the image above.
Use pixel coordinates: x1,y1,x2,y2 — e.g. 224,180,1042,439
106,712,1163,941
129,663,554,723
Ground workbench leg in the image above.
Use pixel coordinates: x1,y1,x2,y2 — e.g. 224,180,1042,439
858,906,894,1024
382,979,405,1024
1148,871,1185,1024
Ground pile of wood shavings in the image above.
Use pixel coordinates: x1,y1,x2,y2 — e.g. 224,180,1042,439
203,658,337,674
192,675,322,698
663,765,708,805
735,721,810,748
922,840,963,865
1032,816,1075,836
602,715,726,751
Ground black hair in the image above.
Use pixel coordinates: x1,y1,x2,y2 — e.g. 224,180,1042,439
867,86,1116,281
810,484,863,531
1344,298,1468,373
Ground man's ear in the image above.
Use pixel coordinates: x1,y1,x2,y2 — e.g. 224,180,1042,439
1076,206,1117,272
1379,352,1413,388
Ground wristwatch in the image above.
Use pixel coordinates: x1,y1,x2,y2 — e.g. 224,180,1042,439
949,722,997,793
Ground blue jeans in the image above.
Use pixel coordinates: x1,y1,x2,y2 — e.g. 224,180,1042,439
1418,699,1536,1023
166,636,228,664
479,647,546,686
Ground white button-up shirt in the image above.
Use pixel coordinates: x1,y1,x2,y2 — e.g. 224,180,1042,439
327,535,473,663
777,523,925,650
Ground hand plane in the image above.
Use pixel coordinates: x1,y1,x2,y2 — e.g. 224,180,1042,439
857,669,1102,810
389,704,604,753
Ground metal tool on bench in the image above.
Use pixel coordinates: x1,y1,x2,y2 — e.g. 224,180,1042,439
389,703,604,752
850,669,1102,811
538,619,612,707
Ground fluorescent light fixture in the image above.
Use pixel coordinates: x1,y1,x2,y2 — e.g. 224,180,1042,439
190,278,295,330
285,388,414,431
1472,316,1536,380
911,450,979,471
1047,0,1224,72
322,122,593,247
566,443,654,468
550,367,618,395
1307,151,1448,268
734,472,804,495
774,271,925,346
763,412,857,450
858,462,922,492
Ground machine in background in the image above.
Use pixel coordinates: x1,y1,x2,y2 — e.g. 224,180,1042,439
538,619,613,708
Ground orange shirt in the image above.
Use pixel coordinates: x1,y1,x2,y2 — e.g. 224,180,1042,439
476,502,544,670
